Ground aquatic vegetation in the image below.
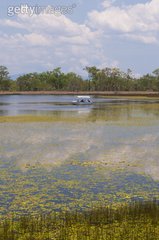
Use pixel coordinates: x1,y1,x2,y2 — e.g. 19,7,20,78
1,101,159,126
0,117,159,217
0,115,83,123
1,96,159,231
0,157,159,217
1,200,159,240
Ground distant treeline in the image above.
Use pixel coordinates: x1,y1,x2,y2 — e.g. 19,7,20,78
1,65,159,92
1,200,159,240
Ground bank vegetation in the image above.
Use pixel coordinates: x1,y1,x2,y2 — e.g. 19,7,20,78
1,66,159,93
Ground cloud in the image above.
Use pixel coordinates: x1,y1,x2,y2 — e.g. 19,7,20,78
102,0,116,8
2,121,159,181
124,33,158,44
0,32,51,47
0,19,24,29
88,0,159,44
1,1,158,75
24,33,51,46
0,11,111,75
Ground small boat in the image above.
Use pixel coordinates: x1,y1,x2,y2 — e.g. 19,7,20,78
72,96,93,105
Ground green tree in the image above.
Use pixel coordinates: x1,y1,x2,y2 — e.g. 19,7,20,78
0,66,11,90
47,68,64,90
16,73,41,91
65,72,83,91
152,68,159,77
84,66,100,90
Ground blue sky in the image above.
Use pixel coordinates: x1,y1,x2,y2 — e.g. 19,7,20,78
0,0,159,78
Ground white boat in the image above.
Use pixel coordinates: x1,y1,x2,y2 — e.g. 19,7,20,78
72,96,93,105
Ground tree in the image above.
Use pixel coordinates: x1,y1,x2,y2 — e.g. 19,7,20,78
16,73,40,91
152,68,159,77
136,74,156,91
47,68,64,90
152,68,159,90
0,66,11,90
65,72,83,91
84,66,100,90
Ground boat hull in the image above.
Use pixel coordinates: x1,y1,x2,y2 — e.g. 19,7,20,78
72,101,93,105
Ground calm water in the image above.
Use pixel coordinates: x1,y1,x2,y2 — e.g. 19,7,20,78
0,95,159,215
1,94,159,117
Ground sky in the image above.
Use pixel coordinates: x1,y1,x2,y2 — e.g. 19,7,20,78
0,0,159,78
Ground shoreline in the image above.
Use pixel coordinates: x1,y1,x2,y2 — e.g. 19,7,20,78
1,91,159,97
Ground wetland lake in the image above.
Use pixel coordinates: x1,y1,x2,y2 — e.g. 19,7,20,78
0,95,159,215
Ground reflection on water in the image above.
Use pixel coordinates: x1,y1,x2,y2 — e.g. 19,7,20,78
1,122,159,180
1,95,159,124
1,95,159,178
0,95,159,214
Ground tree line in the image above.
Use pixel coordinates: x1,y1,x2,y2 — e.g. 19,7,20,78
1,65,159,92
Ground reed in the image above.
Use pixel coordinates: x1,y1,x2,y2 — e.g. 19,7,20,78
0,199,159,240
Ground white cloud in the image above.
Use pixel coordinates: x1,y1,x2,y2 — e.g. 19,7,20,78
0,19,24,29
88,0,159,44
0,11,111,75
0,32,51,47
24,33,51,46
2,2,158,75
102,0,116,8
124,33,158,44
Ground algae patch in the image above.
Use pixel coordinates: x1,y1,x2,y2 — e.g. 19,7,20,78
0,115,83,123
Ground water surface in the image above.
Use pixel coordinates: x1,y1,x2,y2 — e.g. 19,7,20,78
0,95,159,215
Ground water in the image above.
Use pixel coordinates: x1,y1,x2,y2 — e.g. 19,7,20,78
1,94,159,117
0,95,159,215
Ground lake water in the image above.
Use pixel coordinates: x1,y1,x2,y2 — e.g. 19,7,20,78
0,95,159,215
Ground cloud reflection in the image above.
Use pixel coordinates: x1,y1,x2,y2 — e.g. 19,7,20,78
0,122,159,180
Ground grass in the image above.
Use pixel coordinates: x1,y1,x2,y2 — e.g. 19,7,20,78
1,200,159,240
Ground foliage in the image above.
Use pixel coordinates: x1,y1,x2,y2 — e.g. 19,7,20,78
1,66,159,91
0,66,12,91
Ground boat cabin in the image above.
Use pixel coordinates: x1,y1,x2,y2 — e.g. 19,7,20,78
72,96,93,105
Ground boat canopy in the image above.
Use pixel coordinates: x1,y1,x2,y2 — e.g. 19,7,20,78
72,95,93,104
76,96,91,98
